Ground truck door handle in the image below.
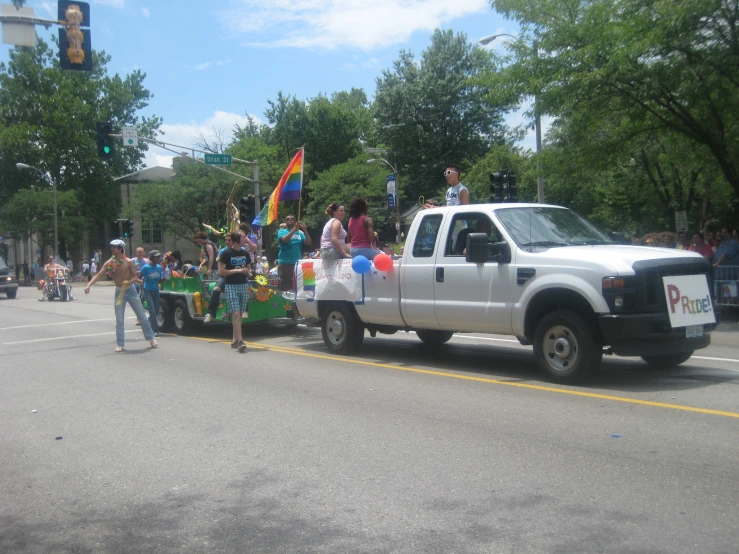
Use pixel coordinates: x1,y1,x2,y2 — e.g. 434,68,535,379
436,267,444,282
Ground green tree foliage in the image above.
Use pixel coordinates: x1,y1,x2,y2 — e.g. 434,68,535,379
491,0,739,202
0,39,161,254
374,29,508,202
0,188,85,254
124,161,246,243
302,155,397,241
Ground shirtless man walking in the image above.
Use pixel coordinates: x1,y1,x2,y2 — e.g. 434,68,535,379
85,239,158,352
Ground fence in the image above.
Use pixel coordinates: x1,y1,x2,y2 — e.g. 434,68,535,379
714,266,739,307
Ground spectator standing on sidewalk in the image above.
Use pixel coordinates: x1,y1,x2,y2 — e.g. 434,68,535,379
689,233,713,260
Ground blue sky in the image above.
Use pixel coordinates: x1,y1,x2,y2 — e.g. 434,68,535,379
2,0,537,168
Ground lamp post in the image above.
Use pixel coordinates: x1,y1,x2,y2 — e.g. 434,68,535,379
367,158,401,243
16,163,58,258
479,33,544,204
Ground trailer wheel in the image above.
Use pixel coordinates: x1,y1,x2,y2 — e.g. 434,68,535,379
415,330,453,345
173,299,193,335
641,352,693,369
321,303,364,354
533,310,601,384
158,298,173,333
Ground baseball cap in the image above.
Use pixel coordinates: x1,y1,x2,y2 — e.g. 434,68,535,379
110,239,125,248
149,249,161,258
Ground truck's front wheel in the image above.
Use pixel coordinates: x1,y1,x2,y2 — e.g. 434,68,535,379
533,311,601,384
321,303,364,354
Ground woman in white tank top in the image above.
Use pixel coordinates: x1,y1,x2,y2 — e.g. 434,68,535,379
320,203,351,260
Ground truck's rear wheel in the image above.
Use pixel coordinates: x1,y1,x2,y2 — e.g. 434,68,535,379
173,299,193,335
321,303,364,354
641,352,693,369
416,330,453,345
533,310,601,384
158,298,173,333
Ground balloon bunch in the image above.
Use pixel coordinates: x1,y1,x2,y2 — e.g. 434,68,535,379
351,253,393,274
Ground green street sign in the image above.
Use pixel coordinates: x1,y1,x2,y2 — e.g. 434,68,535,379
204,153,232,166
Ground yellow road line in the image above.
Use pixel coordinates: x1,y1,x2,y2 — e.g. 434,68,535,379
189,336,739,419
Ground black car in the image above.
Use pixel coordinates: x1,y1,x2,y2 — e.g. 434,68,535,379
0,256,19,298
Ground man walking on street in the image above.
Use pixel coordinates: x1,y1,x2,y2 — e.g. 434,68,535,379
277,214,311,291
85,239,158,352
218,231,251,353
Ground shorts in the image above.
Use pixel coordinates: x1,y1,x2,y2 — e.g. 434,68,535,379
225,283,249,314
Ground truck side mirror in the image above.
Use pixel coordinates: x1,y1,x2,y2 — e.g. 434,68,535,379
465,234,511,264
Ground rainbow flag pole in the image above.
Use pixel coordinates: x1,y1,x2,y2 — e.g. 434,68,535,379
252,147,304,231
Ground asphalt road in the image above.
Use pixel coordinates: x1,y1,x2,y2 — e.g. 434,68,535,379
1,285,738,553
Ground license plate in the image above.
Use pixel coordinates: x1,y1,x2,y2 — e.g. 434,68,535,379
685,324,703,338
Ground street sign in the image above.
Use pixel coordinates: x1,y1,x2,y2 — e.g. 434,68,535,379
121,126,138,147
204,153,232,166
386,174,396,209
675,211,688,233
1,5,36,47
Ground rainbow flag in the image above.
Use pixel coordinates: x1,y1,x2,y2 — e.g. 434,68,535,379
252,148,303,229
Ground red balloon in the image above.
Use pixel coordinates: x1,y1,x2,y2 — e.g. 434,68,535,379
374,253,392,271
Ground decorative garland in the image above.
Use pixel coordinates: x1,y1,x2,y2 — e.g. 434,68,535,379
105,256,125,278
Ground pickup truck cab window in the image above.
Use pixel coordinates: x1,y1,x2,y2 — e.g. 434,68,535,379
444,213,502,257
412,214,443,258
495,206,612,249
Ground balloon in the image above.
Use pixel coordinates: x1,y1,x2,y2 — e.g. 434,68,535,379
208,281,216,292
373,253,392,271
351,255,371,274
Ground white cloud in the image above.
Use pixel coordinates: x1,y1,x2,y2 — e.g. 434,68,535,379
194,59,232,71
143,111,261,168
141,7,150,17
220,0,489,50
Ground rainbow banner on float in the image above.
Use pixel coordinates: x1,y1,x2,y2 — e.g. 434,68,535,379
252,148,304,230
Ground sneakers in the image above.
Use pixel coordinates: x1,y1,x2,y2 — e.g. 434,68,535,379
203,313,213,323
238,341,247,353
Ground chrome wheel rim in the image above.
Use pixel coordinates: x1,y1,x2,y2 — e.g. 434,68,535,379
174,307,185,330
325,310,347,347
542,325,579,372
157,304,165,328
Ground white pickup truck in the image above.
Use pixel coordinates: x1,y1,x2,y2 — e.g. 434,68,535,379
294,204,716,383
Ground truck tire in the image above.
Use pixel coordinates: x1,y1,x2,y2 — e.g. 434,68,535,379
6,289,17,299
158,298,173,333
416,330,453,345
321,303,364,354
173,299,193,335
533,310,601,384
641,352,693,369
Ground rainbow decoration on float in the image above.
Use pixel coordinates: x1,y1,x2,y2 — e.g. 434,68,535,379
302,261,315,292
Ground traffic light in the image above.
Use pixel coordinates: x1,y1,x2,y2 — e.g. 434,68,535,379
504,172,518,203
121,220,132,238
58,1,92,71
96,122,114,159
112,219,121,237
489,172,504,203
240,196,255,221
127,220,135,238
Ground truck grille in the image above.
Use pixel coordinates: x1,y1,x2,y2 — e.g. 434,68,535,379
632,258,711,314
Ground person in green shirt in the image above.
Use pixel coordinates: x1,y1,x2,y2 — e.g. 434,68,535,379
277,215,312,291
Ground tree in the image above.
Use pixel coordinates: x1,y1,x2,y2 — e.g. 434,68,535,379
0,39,161,257
491,0,739,200
373,29,508,202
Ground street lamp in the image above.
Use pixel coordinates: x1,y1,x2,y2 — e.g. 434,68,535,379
367,158,401,244
479,33,545,204
16,162,58,258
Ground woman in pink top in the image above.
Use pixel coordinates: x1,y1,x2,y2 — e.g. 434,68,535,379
320,203,351,260
346,196,382,260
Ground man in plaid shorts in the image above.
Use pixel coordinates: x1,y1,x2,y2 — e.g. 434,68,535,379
218,231,252,353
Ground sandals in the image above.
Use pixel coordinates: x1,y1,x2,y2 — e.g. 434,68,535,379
149,340,159,348
115,346,124,353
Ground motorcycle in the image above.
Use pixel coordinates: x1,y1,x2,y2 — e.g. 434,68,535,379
39,268,73,302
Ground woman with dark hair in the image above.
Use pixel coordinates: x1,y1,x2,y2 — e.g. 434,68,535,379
320,203,351,260
347,196,382,260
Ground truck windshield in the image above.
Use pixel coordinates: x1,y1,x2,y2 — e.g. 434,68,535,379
495,207,613,248
0,256,7,269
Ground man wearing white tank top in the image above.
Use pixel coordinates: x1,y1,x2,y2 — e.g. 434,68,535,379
444,164,469,206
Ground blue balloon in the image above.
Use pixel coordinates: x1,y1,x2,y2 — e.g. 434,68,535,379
351,255,370,274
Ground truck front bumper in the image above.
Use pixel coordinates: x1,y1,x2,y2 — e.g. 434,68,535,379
598,313,714,356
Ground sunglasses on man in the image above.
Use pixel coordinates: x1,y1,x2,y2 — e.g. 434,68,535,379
444,170,459,176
